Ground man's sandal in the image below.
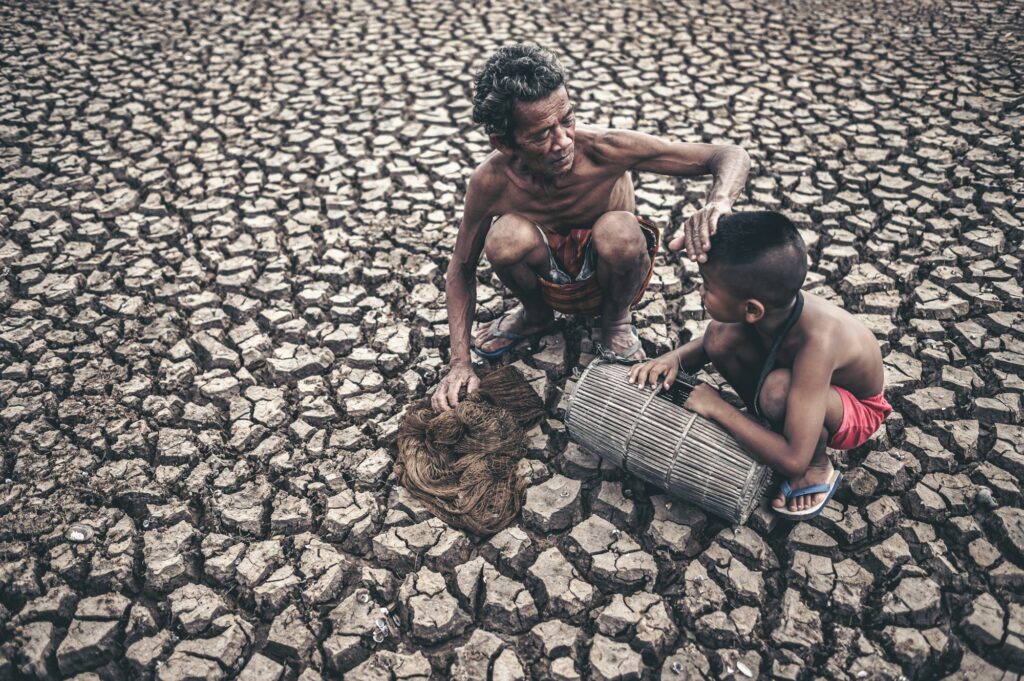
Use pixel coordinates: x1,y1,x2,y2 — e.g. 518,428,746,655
472,312,553,360
773,469,843,520
595,324,645,365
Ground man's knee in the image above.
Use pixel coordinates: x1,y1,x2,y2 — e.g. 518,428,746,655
592,211,647,264
757,368,791,424
484,214,543,268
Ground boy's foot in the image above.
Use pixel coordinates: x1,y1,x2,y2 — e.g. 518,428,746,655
773,460,836,513
474,307,554,356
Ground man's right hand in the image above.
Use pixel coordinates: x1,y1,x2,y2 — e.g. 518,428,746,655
668,200,730,262
431,361,481,412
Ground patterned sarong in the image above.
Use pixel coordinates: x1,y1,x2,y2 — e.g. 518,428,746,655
535,215,660,316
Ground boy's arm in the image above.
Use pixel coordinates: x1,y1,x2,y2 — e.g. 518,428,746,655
685,343,835,478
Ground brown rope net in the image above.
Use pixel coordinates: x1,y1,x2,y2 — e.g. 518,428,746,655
394,365,545,536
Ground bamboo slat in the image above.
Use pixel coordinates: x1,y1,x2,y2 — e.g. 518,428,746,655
565,360,773,524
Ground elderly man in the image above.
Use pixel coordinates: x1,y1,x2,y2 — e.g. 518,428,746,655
432,44,751,412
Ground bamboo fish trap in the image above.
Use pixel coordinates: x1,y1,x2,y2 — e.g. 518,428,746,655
565,360,773,524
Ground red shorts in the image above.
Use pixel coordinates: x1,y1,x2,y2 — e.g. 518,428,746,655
827,386,892,450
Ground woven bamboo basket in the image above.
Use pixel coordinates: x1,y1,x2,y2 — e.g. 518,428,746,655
565,360,773,524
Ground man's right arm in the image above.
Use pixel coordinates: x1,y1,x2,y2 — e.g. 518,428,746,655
431,168,498,412
592,130,750,262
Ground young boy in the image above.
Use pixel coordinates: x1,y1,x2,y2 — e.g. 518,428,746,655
628,211,891,519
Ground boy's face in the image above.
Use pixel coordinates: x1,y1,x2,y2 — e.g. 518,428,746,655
697,264,752,323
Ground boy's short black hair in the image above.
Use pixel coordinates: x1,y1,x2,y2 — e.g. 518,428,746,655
704,210,808,308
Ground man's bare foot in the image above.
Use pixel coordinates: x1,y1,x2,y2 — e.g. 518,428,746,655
600,319,645,362
772,459,835,513
474,306,554,355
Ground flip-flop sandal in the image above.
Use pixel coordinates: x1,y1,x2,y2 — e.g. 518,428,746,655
773,470,843,520
472,312,552,360
595,324,645,365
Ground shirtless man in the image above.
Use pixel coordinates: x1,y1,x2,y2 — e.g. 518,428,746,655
432,43,751,412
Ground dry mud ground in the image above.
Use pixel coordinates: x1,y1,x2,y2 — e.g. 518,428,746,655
1,0,1023,679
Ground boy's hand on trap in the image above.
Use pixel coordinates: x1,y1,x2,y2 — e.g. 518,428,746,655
628,355,679,390
684,384,727,420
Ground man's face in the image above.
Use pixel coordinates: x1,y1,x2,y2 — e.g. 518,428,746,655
510,86,576,177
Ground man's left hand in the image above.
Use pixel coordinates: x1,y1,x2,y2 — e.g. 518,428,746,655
668,201,731,262
684,383,728,420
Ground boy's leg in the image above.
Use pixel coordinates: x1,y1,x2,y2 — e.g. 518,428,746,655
702,321,768,410
757,368,846,512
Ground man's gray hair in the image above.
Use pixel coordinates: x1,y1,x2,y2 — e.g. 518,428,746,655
472,43,566,146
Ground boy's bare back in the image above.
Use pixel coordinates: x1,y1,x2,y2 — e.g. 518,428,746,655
765,291,885,400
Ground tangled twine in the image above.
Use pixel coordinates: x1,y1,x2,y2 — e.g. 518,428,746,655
394,365,545,536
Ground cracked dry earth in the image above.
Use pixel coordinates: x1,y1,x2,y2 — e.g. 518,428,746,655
0,0,1022,680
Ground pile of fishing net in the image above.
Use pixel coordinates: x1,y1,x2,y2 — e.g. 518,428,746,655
394,365,545,536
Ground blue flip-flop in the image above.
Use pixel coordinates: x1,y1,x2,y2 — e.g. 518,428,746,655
472,313,552,360
773,470,843,520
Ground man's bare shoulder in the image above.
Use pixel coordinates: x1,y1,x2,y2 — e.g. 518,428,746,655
459,155,514,226
469,153,510,194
